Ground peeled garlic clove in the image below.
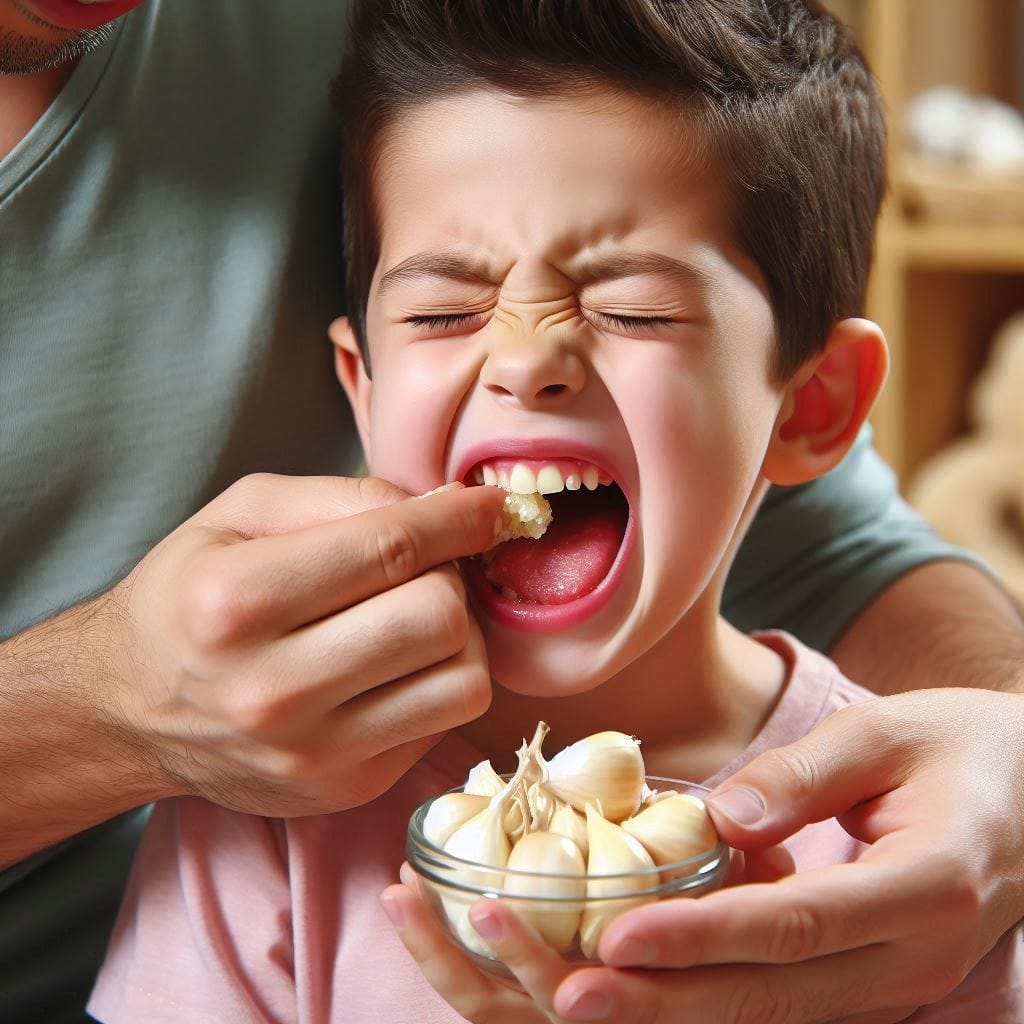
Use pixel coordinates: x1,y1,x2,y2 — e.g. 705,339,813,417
504,831,586,952
621,794,719,874
422,792,490,847
579,804,656,959
441,772,520,955
542,731,645,823
464,758,524,839
549,801,589,860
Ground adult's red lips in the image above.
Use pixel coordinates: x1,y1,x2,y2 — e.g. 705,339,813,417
20,0,145,32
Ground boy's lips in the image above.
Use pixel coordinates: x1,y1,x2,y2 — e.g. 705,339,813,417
22,0,144,31
453,444,635,633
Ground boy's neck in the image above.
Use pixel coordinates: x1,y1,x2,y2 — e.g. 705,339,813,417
457,612,787,783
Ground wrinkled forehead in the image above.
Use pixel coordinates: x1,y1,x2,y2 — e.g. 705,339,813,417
369,85,730,276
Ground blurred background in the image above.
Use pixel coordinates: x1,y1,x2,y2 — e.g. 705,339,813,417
824,0,1024,606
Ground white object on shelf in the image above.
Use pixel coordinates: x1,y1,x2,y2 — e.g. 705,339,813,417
905,86,1024,173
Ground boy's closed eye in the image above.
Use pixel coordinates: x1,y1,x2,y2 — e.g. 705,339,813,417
398,308,686,338
400,311,489,333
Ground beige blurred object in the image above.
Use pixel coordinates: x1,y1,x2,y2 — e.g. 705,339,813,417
908,313,1024,606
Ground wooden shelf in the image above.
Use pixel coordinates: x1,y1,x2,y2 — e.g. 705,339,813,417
836,0,1024,481
893,221,1024,273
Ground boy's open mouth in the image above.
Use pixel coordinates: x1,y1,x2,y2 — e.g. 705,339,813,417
463,457,631,620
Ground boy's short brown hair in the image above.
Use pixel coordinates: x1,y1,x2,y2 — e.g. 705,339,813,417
332,0,886,378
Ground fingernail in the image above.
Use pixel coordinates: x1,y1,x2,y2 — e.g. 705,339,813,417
380,894,405,930
416,482,464,499
469,905,503,942
707,786,766,827
607,936,656,966
563,990,612,1021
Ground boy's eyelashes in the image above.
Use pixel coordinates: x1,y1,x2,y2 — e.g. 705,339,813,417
588,311,678,335
397,309,680,336
400,311,484,332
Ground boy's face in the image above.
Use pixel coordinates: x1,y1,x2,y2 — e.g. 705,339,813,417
337,86,790,695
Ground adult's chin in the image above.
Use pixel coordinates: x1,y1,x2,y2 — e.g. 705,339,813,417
21,0,146,32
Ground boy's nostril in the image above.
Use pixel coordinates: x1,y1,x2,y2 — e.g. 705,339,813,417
541,384,568,397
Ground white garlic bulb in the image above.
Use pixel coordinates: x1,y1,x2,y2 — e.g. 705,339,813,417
541,730,645,823
423,792,490,847
579,803,656,959
504,831,586,951
621,793,718,876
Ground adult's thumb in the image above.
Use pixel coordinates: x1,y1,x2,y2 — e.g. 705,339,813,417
703,699,905,849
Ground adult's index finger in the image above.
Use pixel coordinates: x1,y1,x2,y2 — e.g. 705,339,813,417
600,850,925,970
362,483,507,590
226,484,507,633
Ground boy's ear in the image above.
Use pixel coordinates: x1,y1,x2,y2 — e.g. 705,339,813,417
763,318,888,486
329,316,373,458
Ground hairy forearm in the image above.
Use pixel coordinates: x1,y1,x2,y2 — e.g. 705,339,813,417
0,594,168,869
830,559,1024,696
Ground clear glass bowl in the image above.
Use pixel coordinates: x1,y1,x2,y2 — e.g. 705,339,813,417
407,776,729,980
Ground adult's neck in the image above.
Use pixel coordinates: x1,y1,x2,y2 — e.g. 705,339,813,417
0,61,76,161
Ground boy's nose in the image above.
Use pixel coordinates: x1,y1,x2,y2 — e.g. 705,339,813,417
480,327,586,409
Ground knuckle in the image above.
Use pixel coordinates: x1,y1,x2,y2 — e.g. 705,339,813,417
254,742,323,787
458,661,493,720
728,980,793,1024
221,690,282,739
226,471,278,506
179,570,249,652
762,744,821,802
767,901,824,963
373,519,421,587
428,581,471,651
355,474,406,508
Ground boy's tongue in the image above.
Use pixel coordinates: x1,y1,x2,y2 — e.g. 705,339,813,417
484,492,627,604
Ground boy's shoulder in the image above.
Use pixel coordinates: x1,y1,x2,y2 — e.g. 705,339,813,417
748,630,876,749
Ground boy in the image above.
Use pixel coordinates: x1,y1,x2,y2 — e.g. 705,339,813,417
87,1,1023,1021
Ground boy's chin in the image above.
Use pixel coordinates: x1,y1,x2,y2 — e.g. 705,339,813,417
486,644,614,699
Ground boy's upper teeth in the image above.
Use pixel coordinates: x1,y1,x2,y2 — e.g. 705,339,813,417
473,459,611,495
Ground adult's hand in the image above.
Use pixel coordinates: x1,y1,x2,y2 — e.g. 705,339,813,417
0,475,505,866
548,686,1024,1023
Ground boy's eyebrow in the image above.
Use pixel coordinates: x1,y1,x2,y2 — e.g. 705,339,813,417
377,252,497,293
572,252,712,289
